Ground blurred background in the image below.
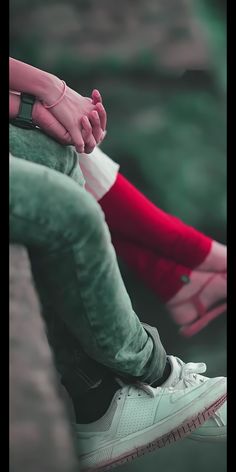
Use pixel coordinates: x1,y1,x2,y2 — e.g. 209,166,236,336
10,1,226,471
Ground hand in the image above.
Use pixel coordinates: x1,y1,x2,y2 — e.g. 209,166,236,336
9,90,106,153
32,100,73,145
43,81,106,153
9,58,107,153
9,91,73,145
81,89,107,154
34,96,107,154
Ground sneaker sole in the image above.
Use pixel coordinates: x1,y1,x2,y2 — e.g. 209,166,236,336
80,393,226,471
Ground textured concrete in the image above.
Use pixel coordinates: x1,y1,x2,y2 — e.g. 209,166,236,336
9,245,79,472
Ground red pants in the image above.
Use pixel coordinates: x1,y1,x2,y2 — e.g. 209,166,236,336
99,173,212,301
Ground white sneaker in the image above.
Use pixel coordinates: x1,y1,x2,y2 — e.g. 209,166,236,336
74,358,226,471
161,356,227,442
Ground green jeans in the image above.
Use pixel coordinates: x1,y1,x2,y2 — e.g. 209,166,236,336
9,125,166,393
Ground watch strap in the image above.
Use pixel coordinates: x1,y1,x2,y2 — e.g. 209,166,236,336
10,93,37,130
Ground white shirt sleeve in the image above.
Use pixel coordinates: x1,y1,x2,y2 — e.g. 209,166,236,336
78,146,120,201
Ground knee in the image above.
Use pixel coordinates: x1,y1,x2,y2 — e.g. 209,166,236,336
46,174,107,244
63,187,107,242
10,157,107,249
9,124,76,177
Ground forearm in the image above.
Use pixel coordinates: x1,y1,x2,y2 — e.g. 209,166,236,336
9,57,63,103
9,57,107,153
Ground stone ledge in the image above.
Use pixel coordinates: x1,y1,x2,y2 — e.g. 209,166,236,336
10,244,78,472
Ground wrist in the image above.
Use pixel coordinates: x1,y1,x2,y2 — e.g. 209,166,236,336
9,92,21,118
39,73,65,105
9,58,59,101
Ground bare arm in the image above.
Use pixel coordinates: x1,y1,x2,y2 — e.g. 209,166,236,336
9,58,107,153
9,90,107,152
9,91,72,145
9,57,63,102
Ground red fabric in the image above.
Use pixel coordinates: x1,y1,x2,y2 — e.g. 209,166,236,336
112,238,192,302
99,173,211,268
99,173,212,301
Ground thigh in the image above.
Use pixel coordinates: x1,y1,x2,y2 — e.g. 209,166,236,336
9,154,97,247
9,124,85,187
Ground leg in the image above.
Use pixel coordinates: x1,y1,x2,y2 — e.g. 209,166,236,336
79,147,227,334
9,123,85,186
112,237,227,336
76,146,225,272
10,126,226,335
112,236,192,301
99,173,213,267
98,171,226,335
9,156,226,470
99,172,226,271
9,125,113,392
9,155,166,384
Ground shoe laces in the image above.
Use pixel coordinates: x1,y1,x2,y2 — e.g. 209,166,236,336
116,378,162,398
116,358,208,399
116,357,226,426
170,357,226,426
171,357,207,389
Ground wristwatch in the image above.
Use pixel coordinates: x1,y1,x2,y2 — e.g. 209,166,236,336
10,93,37,130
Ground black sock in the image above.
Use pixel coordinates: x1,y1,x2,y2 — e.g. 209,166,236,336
63,359,171,423
73,359,171,423
151,358,171,387
66,376,120,424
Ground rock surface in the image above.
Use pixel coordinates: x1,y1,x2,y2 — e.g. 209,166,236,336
9,245,79,472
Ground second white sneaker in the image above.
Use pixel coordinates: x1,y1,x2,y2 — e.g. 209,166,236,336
74,356,226,471
160,355,227,442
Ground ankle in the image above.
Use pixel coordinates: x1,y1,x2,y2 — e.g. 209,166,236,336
167,270,227,306
196,241,227,273
151,358,171,387
66,376,120,424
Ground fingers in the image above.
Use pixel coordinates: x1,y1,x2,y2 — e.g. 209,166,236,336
95,102,107,131
91,90,106,130
92,89,102,105
32,102,72,145
88,110,104,144
69,127,85,153
81,115,92,141
43,115,72,145
81,116,97,154
91,90,107,131
82,106,106,152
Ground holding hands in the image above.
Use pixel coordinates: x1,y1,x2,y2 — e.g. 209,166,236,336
42,83,107,153
9,57,107,154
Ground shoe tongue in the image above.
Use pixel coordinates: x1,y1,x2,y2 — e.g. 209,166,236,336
161,356,182,388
